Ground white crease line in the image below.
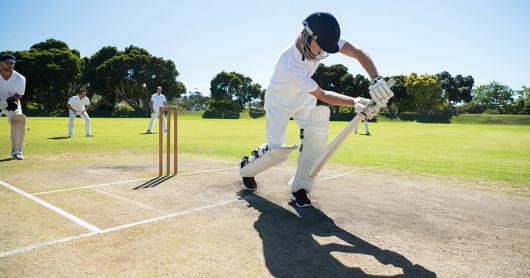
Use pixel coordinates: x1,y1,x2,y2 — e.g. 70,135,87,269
315,171,354,182
0,180,102,233
33,167,237,196
0,198,240,258
33,178,153,195
0,232,97,258
103,199,239,233
178,167,237,176
92,188,167,214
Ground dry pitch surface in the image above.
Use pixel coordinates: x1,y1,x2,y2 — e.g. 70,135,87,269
1,154,529,277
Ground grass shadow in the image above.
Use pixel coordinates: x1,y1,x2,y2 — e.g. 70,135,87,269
238,190,436,277
47,136,70,140
0,158,14,163
132,175,174,189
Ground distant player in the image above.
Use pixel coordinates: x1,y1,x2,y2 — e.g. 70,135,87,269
146,86,167,134
0,54,27,160
67,88,93,137
239,12,393,207
354,119,370,135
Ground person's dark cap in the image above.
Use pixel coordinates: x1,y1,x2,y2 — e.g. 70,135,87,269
303,12,341,53
0,54,17,63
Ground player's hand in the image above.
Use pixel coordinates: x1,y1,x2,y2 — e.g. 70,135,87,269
354,98,380,119
369,77,394,107
6,96,18,111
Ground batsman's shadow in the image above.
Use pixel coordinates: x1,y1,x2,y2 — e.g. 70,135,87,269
238,190,436,278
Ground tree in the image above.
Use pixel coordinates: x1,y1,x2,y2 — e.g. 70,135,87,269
209,71,239,111
454,74,474,103
181,91,209,111
12,39,82,110
30,39,70,51
508,86,530,115
82,46,120,90
208,71,262,112
386,75,406,114
85,45,184,110
472,82,514,113
404,73,446,114
313,63,358,113
436,71,474,105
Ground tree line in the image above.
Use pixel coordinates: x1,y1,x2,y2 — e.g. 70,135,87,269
3,38,529,115
4,39,185,112
193,63,528,116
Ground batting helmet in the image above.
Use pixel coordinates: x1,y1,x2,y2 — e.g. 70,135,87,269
301,12,341,60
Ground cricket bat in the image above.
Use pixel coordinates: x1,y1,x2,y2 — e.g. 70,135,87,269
309,79,395,178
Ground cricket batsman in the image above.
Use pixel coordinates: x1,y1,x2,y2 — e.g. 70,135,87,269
0,54,27,160
239,12,394,207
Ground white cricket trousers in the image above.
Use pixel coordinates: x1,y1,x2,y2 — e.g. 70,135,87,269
264,89,317,149
355,120,369,134
147,111,166,132
68,111,92,136
1,107,24,154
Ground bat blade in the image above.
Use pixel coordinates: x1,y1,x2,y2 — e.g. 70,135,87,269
308,79,395,178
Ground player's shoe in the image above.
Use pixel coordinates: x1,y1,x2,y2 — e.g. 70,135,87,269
240,156,257,191
12,152,25,160
291,189,311,208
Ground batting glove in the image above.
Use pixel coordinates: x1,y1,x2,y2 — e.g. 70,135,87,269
6,96,18,111
369,77,394,107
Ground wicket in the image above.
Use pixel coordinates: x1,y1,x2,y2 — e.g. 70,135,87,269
159,106,178,176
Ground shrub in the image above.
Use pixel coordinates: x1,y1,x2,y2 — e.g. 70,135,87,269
249,108,265,118
202,110,240,119
115,103,135,113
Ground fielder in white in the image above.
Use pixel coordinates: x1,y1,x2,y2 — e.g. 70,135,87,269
67,88,93,137
146,86,167,134
354,119,370,135
0,54,27,160
239,12,394,207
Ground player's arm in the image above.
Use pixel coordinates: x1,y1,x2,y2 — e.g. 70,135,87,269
66,101,76,112
339,41,379,79
309,87,363,107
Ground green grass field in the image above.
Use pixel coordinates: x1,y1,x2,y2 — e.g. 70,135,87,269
1,112,529,188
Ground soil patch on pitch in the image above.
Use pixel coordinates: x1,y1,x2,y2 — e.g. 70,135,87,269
1,154,528,277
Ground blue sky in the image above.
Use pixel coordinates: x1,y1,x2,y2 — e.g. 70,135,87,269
2,0,529,95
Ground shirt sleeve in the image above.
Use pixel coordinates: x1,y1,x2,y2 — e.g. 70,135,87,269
150,94,155,101
17,75,26,96
84,97,90,105
67,96,74,105
338,38,347,50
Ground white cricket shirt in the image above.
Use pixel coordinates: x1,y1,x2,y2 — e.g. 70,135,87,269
265,38,347,112
67,95,90,112
151,93,167,112
0,70,26,102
